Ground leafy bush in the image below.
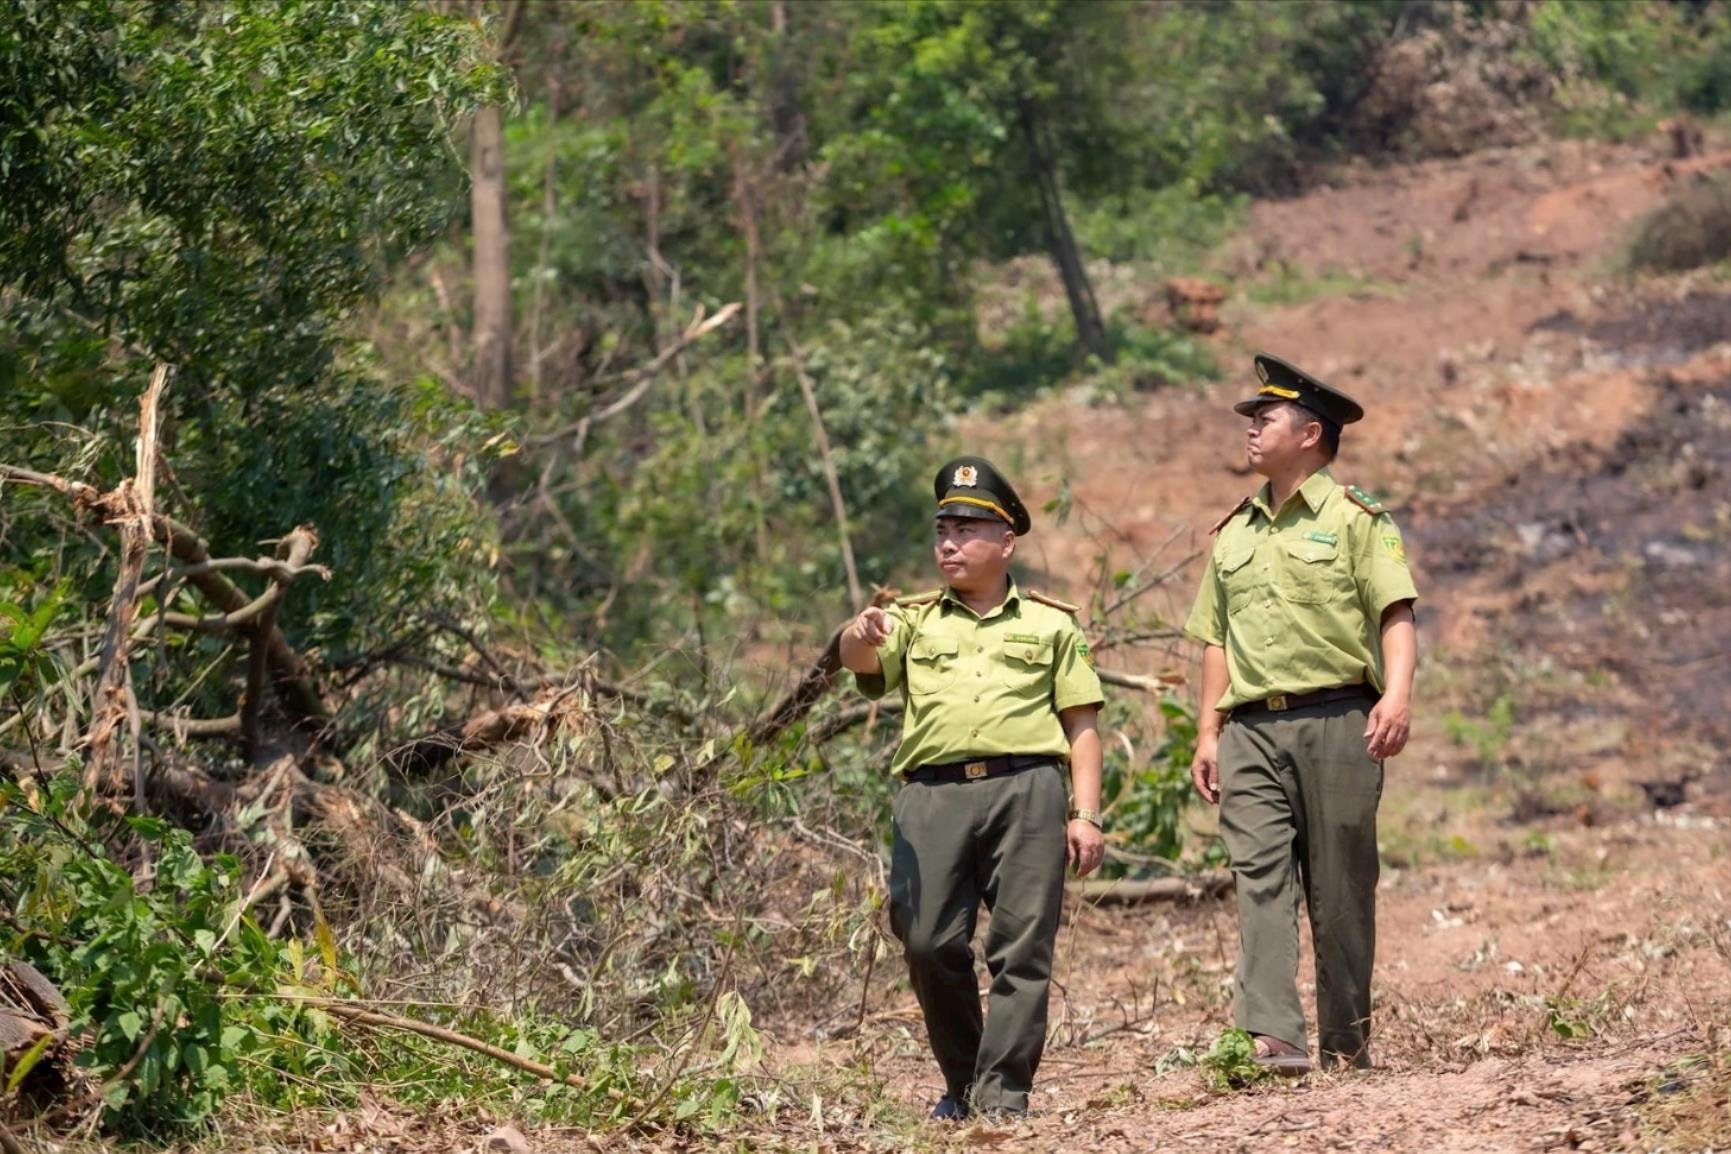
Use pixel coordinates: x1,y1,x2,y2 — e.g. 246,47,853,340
1200,1028,1272,1091
1100,696,1201,873
0,777,338,1135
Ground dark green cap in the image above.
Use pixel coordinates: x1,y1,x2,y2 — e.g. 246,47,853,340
1235,352,1364,427
933,455,1030,535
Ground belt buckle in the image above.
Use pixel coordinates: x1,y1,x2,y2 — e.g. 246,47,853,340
964,761,989,780
1268,694,1289,712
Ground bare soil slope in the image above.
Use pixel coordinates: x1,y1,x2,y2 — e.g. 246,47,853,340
760,136,1731,1154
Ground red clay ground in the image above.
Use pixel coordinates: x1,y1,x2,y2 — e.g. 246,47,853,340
733,132,1731,1154
185,136,1731,1154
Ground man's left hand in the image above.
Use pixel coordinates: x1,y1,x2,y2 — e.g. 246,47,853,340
1066,819,1105,877
1364,693,1411,759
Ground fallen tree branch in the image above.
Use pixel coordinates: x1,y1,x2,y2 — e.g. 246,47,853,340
1,462,332,731
386,684,586,776
526,302,741,448
1095,667,1183,693
83,364,169,795
1066,870,1233,905
783,329,862,612
809,699,901,745
737,588,900,759
298,997,635,1107
139,711,245,739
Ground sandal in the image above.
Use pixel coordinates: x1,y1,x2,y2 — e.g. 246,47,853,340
1252,1034,1312,1076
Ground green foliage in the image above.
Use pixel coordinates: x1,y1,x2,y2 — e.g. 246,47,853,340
0,0,499,398
1529,1,1731,137
0,777,333,1134
0,0,502,706
1071,189,1247,270
1101,696,1200,870
1628,173,1731,275
0,573,70,702
1199,1028,1272,1091
1443,693,1516,774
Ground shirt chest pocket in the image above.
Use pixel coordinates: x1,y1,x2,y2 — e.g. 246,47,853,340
1000,638,1054,689
1219,545,1258,608
1280,538,1348,604
906,635,961,696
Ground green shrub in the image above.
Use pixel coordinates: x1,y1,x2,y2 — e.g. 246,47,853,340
1628,174,1731,274
0,777,340,1135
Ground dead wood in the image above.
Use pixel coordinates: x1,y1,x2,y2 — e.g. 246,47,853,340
526,303,741,448
0,460,331,734
739,587,899,757
303,997,637,1107
83,366,168,795
386,685,587,776
1067,870,1233,905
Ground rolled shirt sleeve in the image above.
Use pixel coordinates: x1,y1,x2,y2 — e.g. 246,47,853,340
1052,616,1105,712
853,604,912,700
1354,514,1419,622
1183,555,1227,648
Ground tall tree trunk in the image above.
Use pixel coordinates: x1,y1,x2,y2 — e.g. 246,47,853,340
466,0,525,410
470,102,513,409
1019,97,1112,364
768,0,807,172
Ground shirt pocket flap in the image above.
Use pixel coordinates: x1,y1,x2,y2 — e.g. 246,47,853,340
1286,538,1339,565
910,636,960,662
1003,639,1054,666
1218,545,1255,575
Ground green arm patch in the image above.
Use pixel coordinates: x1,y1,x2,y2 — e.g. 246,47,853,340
1381,534,1408,565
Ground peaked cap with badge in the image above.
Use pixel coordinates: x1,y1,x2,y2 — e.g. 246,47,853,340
934,455,1031,535
1235,352,1364,428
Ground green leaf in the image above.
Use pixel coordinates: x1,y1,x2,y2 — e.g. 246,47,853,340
5,1033,55,1094
115,1010,144,1043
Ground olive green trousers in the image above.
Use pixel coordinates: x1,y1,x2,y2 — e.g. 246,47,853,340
1218,700,1382,1067
888,762,1067,1113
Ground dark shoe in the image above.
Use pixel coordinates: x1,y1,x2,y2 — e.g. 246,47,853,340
1252,1034,1312,1076
931,1094,970,1122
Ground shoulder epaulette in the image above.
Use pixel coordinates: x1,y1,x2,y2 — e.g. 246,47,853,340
1342,484,1385,516
1026,589,1080,614
896,589,943,608
1209,496,1253,536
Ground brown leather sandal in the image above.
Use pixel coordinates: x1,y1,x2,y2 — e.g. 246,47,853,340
1252,1034,1312,1076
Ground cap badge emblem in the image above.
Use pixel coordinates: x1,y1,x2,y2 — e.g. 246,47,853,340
953,465,978,487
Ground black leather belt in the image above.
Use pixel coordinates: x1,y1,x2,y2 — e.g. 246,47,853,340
906,754,1058,783
1232,684,1376,719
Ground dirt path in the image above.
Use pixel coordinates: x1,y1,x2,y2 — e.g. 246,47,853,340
738,136,1731,1153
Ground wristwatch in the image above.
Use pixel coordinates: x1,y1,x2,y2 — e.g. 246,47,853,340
1068,807,1103,829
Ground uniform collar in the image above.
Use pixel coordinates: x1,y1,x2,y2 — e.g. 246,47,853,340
942,577,1020,620
1252,467,1336,520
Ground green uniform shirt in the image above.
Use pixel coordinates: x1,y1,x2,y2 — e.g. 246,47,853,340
856,579,1105,776
1184,469,1419,713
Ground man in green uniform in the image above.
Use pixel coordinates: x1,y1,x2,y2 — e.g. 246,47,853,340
840,456,1106,1121
1184,354,1418,1074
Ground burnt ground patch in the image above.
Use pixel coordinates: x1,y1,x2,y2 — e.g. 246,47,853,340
1407,369,1731,807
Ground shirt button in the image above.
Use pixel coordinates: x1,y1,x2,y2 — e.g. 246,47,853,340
1265,638,1274,645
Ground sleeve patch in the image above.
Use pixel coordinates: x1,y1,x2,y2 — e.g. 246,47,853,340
1076,640,1093,665
1381,535,1408,565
